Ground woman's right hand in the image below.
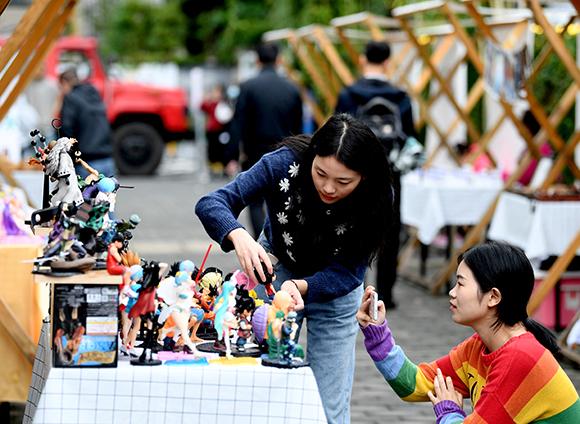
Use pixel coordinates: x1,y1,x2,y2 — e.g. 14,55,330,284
356,285,386,328
227,228,273,284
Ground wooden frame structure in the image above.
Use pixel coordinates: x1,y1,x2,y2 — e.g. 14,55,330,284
391,1,544,286
427,0,579,297
263,1,578,308
558,310,580,366
0,0,77,122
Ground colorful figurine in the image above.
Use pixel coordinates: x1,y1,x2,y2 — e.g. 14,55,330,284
262,310,306,368
128,261,167,365
213,279,238,358
157,270,200,355
42,137,84,206
107,234,132,286
195,268,223,336
234,290,255,352
120,264,143,348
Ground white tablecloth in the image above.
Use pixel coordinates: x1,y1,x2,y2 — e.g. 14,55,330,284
31,361,325,424
488,192,580,259
401,168,503,244
25,323,326,424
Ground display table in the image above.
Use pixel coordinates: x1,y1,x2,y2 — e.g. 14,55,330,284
31,360,324,424
0,236,45,402
401,168,503,245
25,323,325,424
488,191,580,259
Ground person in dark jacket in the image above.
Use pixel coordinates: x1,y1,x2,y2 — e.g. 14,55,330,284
58,68,115,177
230,43,303,237
336,41,417,309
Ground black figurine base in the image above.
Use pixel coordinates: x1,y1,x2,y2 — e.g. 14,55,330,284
261,355,309,369
130,358,161,366
196,340,262,358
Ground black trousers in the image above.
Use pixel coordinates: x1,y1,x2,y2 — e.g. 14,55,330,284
375,170,401,305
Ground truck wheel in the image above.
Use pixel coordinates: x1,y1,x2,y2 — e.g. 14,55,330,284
113,123,164,175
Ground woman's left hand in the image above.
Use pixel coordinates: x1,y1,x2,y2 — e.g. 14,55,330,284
427,368,463,408
281,280,305,311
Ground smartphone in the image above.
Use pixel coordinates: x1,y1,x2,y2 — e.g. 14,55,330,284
370,291,378,321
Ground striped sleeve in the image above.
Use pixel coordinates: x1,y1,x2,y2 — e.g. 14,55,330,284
361,322,471,402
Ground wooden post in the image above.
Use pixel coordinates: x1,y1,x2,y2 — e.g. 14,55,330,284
528,231,580,314
0,0,77,121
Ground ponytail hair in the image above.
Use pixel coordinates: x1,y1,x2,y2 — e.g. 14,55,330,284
460,241,559,355
523,318,560,356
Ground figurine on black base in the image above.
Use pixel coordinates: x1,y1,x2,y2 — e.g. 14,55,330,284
128,261,166,365
235,290,255,353
213,279,238,358
261,311,308,368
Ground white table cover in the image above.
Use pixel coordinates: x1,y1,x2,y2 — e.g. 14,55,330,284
488,191,580,259
25,323,326,424
401,168,503,244
31,361,325,424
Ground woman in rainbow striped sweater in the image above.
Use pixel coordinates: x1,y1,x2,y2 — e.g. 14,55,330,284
357,241,580,423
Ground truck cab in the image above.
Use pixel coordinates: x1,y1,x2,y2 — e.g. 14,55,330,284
44,36,193,174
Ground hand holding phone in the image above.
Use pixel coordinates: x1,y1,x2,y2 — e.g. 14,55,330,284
369,291,378,321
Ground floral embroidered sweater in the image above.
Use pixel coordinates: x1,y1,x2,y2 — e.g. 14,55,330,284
362,320,580,423
195,147,367,304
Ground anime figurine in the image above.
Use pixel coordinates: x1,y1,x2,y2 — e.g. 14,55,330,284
195,268,223,337
213,279,238,358
41,137,84,207
251,290,294,345
234,288,256,353
279,311,304,362
266,310,285,359
0,188,33,236
120,264,143,348
157,270,200,355
127,261,167,365
262,311,306,368
107,233,132,286
36,202,96,273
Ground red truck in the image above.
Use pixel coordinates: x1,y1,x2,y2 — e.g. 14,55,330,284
43,36,194,175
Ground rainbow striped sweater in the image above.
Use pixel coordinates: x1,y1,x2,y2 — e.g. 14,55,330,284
361,320,580,423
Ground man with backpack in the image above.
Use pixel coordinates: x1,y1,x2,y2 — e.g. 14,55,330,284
336,40,419,309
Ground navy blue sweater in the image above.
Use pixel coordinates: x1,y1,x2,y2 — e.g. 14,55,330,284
195,147,367,304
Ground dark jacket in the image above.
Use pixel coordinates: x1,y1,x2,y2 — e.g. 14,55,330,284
231,66,302,169
195,147,367,303
335,78,416,138
60,83,112,160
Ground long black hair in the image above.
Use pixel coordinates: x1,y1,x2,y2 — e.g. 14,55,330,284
280,113,394,264
458,241,559,355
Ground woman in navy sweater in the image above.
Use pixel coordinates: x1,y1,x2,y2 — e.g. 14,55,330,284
195,113,394,423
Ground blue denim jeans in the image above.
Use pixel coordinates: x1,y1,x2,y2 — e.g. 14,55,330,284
257,234,363,424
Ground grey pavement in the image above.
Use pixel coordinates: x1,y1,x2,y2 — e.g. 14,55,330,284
113,141,579,423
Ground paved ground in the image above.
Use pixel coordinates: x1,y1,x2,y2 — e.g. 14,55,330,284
109,141,579,423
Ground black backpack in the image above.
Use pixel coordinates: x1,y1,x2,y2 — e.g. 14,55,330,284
355,96,405,155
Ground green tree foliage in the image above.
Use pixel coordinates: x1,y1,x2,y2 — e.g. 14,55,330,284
98,0,423,64
184,0,423,64
103,0,188,64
